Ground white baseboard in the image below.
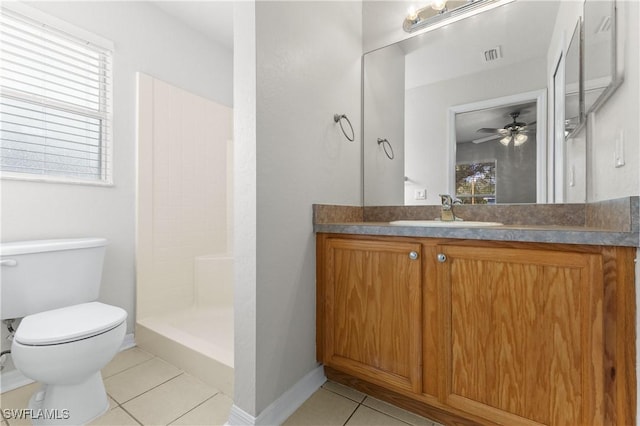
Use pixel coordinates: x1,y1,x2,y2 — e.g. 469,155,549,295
120,333,136,351
0,333,136,394
0,368,35,393
226,365,326,425
226,405,256,426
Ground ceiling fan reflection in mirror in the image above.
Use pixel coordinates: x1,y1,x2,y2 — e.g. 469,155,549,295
473,112,534,146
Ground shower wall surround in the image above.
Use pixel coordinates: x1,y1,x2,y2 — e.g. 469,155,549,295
137,74,233,318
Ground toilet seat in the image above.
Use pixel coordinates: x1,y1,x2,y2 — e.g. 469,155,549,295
15,302,127,346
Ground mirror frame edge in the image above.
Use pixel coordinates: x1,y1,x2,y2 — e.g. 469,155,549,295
583,0,624,116
565,17,586,140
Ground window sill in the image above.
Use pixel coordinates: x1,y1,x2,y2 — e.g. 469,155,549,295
0,172,114,187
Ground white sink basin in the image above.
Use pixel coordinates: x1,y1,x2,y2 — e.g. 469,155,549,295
389,220,503,227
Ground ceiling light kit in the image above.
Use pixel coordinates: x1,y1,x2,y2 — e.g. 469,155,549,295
475,112,533,147
403,0,514,34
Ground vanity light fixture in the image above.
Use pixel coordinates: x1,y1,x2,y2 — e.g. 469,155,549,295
403,0,515,34
431,0,448,12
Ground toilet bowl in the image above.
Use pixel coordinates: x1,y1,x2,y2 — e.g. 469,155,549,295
0,238,127,425
12,302,127,425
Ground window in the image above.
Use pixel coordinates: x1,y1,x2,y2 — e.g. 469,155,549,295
0,6,113,184
455,161,496,204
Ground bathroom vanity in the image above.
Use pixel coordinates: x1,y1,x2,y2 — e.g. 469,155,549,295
314,201,638,426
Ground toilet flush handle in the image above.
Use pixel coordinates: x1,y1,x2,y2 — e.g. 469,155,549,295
0,259,17,267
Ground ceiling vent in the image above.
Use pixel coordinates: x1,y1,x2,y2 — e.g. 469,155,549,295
482,46,503,62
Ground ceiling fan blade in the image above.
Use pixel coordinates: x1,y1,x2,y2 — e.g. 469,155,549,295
472,134,502,144
476,128,509,135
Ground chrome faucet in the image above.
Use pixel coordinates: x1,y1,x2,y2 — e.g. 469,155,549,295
439,194,461,221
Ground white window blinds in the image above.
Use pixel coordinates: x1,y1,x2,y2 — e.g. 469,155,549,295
0,7,113,184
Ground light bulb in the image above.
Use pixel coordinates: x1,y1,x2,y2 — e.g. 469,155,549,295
500,136,511,146
407,6,418,21
431,0,447,11
514,133,528,146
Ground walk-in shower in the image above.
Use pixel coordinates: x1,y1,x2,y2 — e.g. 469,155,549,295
135,74,234,395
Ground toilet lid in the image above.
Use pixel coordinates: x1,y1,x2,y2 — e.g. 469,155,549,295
15,302,127,345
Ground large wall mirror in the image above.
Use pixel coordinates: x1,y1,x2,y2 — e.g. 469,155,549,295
363,0,582,206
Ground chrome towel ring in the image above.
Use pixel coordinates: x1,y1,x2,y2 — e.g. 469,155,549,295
377,138,395,160
334,114,354,142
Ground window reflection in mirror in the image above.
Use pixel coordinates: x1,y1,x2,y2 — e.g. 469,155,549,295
455,161,496,205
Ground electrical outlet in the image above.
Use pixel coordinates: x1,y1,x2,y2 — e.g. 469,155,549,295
414,189,427,200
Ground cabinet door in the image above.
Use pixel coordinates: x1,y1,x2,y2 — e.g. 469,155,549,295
323,237,422,394
438,244,604,426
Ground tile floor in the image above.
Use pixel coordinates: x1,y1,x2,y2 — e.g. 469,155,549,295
1,347,442,426
1,348,232,426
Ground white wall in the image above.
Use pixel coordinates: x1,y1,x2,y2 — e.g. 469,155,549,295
363,44,405,206
0,1,232,375
546,0,639,203
233,0,362,418
233,0,257,416
588,0,640,201
363,0,416,53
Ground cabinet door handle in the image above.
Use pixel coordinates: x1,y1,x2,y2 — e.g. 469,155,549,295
437,253,447,263
0,259,17,267
409,251,419,260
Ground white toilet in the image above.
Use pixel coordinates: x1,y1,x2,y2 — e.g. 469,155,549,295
0,238,127,425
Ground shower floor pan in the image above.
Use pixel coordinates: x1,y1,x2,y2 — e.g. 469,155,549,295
136,306,233,396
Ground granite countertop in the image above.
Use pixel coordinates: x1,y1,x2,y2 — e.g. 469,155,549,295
313,198,640,247
314,222,640,247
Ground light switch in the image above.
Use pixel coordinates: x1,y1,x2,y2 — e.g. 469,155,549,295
414,189,427,200
568,165,575,187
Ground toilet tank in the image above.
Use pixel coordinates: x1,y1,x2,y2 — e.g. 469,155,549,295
0,238,107,320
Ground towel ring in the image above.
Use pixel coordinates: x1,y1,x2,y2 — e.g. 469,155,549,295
334,114,354,142
377,138,395,160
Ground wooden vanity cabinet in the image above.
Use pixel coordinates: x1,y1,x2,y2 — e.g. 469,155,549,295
317,233,636,426
316,235,423,394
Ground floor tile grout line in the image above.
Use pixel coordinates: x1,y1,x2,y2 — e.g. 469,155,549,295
118,403,145,426
341,400,362,426
362,404,416,426
164,391,221,425
320,384,367,404
115,372,185,406
360,397,418,425
102,353,159,380
323,384,435,426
